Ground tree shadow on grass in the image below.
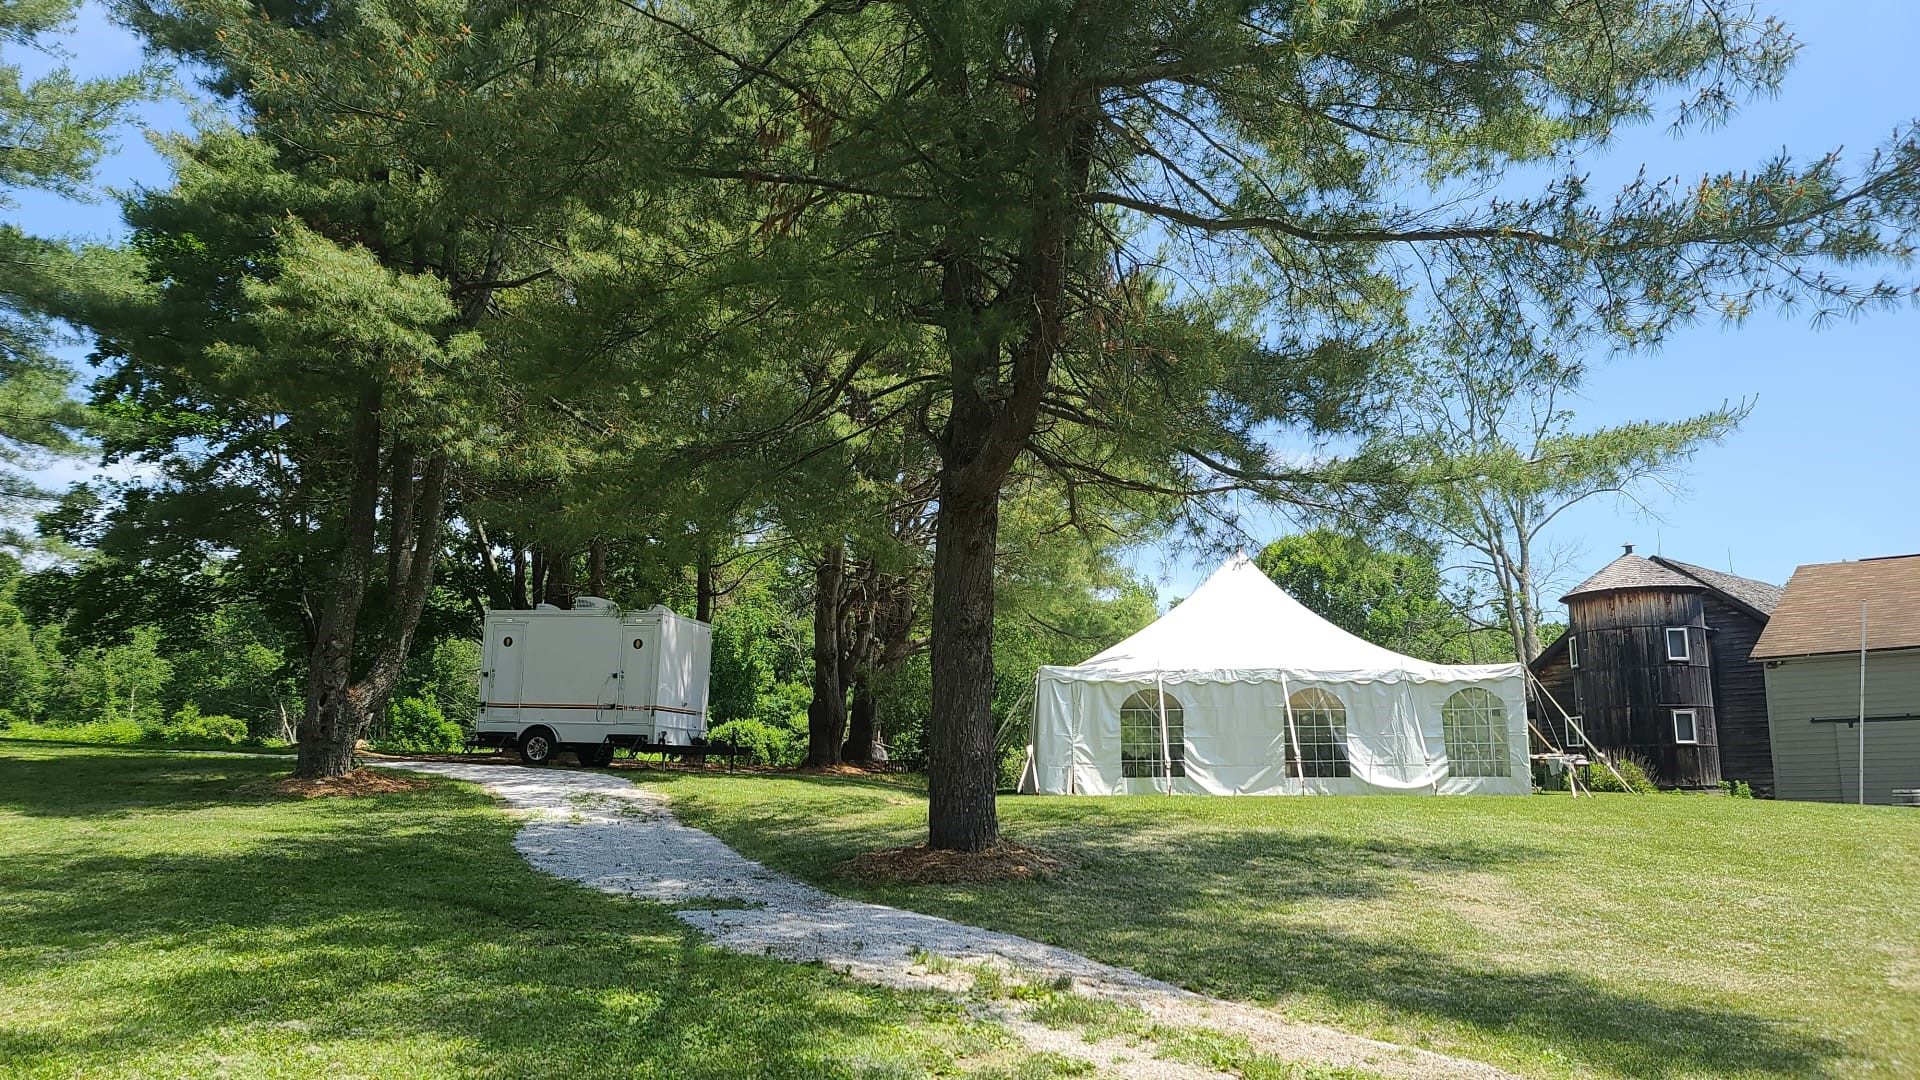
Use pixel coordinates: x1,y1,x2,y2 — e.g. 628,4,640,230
0,755,1019,1080
0,748,302,819
632,766,927,798
657,779,1846,1079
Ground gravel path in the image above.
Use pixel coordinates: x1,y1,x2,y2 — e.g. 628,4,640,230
391,761,1519,1080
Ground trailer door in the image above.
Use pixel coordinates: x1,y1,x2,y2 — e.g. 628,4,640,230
483,618,527,729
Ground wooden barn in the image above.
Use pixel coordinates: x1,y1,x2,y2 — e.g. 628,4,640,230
1530,547,1782,792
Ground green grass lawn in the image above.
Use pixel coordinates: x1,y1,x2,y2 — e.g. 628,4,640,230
642,771,1920,1080
0,745,1081,1080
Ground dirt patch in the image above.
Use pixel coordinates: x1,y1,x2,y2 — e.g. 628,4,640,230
845,841,1071,884
254,768,431,798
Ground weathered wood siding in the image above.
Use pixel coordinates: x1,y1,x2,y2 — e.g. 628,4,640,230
1530,646,1577,752
1765,649,1920,804
1568,589,1720,788
1703,594,1775,794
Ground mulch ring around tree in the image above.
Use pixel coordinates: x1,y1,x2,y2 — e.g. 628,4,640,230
252,768,432,799
844,841,1071,884
788,763,887,777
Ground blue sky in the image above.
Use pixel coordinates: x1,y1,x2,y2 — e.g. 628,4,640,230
15,2,1920,606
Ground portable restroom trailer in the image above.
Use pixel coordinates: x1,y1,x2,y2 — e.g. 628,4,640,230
472,597,713,765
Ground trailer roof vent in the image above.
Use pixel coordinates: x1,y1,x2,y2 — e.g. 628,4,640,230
572,596,619,613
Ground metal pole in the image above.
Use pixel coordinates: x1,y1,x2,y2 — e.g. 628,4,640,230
1156,670,1173,795
1859,601,1867,807
1281,674,1300,781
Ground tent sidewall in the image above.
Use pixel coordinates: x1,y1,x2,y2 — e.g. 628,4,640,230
1031,668,1529,797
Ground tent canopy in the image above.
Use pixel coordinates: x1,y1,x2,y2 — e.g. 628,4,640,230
1065,552,1520,684
1025,554,1528,796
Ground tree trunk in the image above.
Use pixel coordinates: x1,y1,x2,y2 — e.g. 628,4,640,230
805,545,847,768
918,34,1091,848
296,390,383,779
510,546,529,609
843,674,880,764
587,537,608,598
530,547,547,607
1511,533,1543,664
352,453,453,728
543,545,575,608
695,542,715,623
926,479,1001,850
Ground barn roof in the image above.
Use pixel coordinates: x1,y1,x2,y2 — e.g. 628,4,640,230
1751,554,1920,659
1559,552,1703,602
1650,557,1785,619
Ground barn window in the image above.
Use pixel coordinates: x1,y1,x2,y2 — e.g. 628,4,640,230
1442,687,1509,778
1120,689,1184,778
1673,709,1699,744
1665,627,1690,661
1567,634,1579,669
1287,688,1351,778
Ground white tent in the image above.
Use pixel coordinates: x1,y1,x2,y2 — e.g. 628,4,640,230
1023,554,1529,796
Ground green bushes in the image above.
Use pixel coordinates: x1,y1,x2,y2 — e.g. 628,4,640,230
3,705,254,748
1585,752,1659,794
146,704,249,744
707,716,805,766
2,718,147,745
0,562,301,740
378,696,466,753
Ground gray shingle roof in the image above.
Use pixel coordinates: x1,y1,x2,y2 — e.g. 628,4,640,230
1651,557,1784,617
1560,553,1702,602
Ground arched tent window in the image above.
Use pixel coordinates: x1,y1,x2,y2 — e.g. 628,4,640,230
1120,689,1184,778
1442,687,1510,778
1287,688,1350,778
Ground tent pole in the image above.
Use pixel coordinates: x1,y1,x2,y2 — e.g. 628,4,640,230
1066,680,1078,795
1281,674,1301,783
1156,669,1173,795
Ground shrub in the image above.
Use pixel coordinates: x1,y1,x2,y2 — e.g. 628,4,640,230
707,716,805,766
380,696,466,754
1584,752,1658,794
3,717,149,745
144,704,250,745
1721,779,1755,799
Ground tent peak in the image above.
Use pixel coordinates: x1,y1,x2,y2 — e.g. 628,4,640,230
1077,554,1508,680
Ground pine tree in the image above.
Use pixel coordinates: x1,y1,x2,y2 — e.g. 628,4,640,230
627,0,1919,849
0,0,149,549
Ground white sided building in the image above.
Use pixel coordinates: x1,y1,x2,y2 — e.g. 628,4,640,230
473,598,713,765
1022,554,1529,796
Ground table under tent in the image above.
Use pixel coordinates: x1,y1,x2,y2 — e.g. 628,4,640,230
1019,554,1530,796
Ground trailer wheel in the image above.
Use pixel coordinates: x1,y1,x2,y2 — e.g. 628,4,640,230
518,728,557,766
577,742,614,768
